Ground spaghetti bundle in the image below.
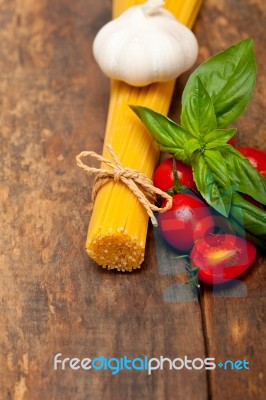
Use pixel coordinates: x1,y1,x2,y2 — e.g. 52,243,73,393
84,0,203,271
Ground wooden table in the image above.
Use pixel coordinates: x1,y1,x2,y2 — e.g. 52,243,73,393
0,1,265,399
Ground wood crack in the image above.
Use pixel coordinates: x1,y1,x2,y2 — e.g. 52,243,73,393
199,287,213,400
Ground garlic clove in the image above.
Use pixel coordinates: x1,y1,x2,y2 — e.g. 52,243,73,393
93,0,199,87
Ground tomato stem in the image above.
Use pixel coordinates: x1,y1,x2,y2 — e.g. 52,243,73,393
166,158,182,195
185,261,200,289
173,254,189,259
166,157,199,197
173,157,182,192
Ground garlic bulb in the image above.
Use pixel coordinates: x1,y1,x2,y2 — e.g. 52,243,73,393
92,0,199,87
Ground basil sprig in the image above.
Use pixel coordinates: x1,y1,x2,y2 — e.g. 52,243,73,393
130,39,266,247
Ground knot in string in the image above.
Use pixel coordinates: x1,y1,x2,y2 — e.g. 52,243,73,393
76,144,173,226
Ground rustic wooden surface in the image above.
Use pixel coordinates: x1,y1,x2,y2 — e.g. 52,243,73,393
0,0,265,399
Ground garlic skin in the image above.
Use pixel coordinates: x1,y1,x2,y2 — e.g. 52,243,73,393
92,0,199,87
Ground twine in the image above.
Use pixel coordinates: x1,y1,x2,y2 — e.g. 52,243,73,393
76,144,173,227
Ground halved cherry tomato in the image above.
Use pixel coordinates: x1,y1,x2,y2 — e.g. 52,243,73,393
153,157,197,192
190,234,256,284
238,147,266,173
158,193,214,252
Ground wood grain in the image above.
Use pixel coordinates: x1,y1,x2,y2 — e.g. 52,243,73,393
0,0,265,399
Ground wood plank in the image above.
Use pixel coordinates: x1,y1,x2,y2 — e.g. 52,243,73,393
186,0,266,399
0,1,208,399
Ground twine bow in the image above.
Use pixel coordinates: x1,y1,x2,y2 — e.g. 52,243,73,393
76,144,173,226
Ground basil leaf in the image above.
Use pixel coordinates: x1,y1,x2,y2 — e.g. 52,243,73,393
228,218,266,250
181,77,217,137
229,193,266,248
183,139,201,161
191,151,232,216
203,149,233,211
182,39,256,128
130,105,190,163
220,145,266,204
204,128,237,146
130,106,188,147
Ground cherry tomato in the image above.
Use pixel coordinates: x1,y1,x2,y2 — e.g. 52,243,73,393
238,147,266,173
153,158,197,191
158,193,214,252
190,234,256,284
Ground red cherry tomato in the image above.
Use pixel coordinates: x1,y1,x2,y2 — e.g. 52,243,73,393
158,193,214,252
238,147,266,173
153,158,197,192
190,234,256,284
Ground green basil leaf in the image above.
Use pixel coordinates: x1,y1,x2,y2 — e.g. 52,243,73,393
181,77,217,137
183,139,201,161
229,192,266,248
130,105,188,147
204,128,237,146
130,105,191,163
191,151,232,216
220,145,266,204
228,218,266,250
203,149,233,211
182,39,256,128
